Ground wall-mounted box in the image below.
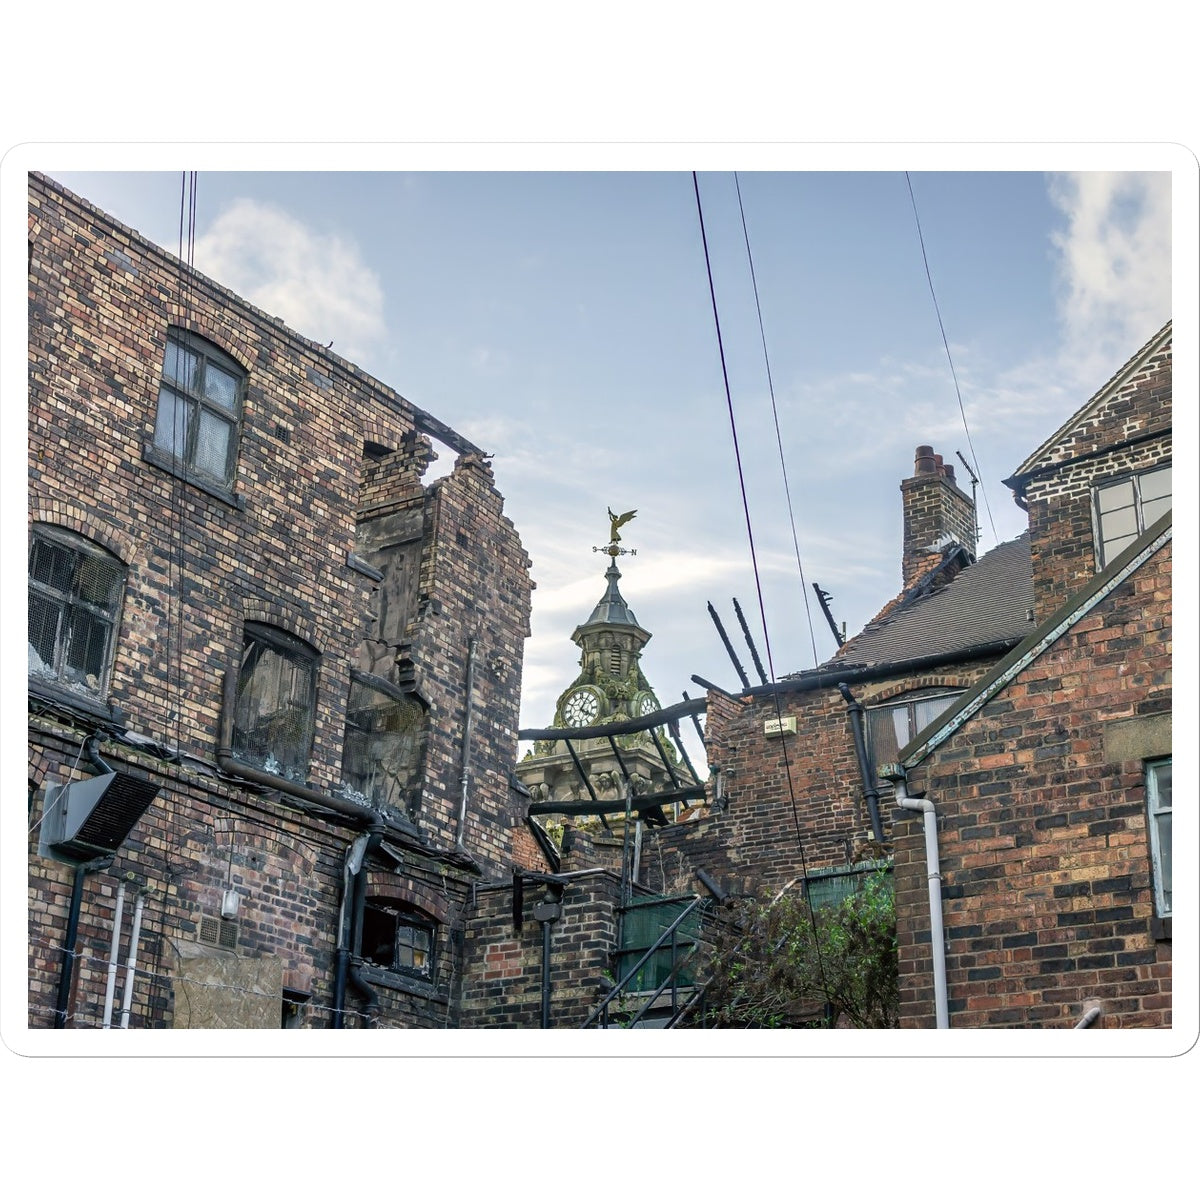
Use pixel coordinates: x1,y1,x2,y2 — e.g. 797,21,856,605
763,717,796,738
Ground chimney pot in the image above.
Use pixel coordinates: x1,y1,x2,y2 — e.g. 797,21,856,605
914,445,936,475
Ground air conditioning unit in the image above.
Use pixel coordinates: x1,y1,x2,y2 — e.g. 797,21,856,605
40,772,160,860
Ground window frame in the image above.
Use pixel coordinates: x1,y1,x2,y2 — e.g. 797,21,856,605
1145,757,1172,921
340,671,427,812
865,688,962,773
28,524,126,703
1092,463,1171,568
232,622,319,784
147,328,246,495
361,900,436,982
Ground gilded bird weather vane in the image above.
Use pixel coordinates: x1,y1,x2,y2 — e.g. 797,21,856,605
595,507,638,557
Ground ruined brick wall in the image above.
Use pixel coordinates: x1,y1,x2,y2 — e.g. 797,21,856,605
1020,338,1171,620
459,871,622,1028
893,541,1172,1028
27,173,530,1028
643,665,996,901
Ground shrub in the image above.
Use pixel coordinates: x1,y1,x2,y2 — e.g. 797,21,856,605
700,871,898,1028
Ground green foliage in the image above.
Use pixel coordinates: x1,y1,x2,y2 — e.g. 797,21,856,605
700,872,899,1029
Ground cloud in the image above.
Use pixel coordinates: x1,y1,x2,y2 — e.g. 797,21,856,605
194,199,386,363
1048,172,1172,380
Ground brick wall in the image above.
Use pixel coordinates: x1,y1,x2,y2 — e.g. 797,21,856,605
893,540,1172,1028
27,173,531,1028
459,871,623,1027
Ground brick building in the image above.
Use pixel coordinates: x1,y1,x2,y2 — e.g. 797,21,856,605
886,322,1172,1028
27,173,534,1029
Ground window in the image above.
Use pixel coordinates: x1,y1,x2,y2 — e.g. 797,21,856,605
152,329,245,489
28,525,125,699
866,688,960,768
1146,758,1172,918
805,863,894,910
1093,464,1171,567
233,623,318,783
362,902,434,979
341,675,426,810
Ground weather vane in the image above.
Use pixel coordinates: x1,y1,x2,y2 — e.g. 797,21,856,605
594,507,638,558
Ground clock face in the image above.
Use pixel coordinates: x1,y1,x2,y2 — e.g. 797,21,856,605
635,690,660,718
563,687,601,726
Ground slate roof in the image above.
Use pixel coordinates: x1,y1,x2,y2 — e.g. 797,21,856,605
574,561,648,637
829,533,1034,670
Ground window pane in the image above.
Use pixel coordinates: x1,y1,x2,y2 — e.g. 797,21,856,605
203,362,239,411
1097,480,1135,513
76,554,124,609
194,409,232,480
342,682,425,809
234,630,316,781
163,339,199,391
29,538,74,593
914,693,956,731
1141,494,1171,526
1100,505,1139,540
1101,532,1138,563
64,609,111,685
1139,466,1171,502
28,592,62,674
1157,811,1171,909
866,707,901,765
1153,762,1171,807
153,387,191,458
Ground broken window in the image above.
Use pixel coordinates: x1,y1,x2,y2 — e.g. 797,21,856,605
1093,464,1171,567
361,901,434,979
233,623,318,783
28,525,125,699
151,329,245,489
341,674,427,810
866,688,960,768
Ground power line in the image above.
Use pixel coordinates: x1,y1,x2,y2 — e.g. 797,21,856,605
904,172,998,542
733,172,821,670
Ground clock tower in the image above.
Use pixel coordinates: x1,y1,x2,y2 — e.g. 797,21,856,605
517,512,695,829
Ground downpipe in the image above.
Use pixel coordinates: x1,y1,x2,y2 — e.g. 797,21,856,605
54,854,113,1028
894,779,949,1029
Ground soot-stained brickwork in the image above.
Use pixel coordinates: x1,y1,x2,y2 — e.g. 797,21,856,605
27,173,532,1030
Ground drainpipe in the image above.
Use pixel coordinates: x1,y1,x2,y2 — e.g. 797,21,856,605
456,638,478,848
894,778,949,1029
532,886,564,1029
838,683,885,844
333,824,383,1028
54,853,113,1028
118,888,146,1028
102,881,126,1029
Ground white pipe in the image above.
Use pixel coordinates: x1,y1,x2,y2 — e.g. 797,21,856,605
895,780,949,1029
102,882,126,1028
118,890,145,1029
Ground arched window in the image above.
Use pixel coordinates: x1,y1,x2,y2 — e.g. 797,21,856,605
28,525,125,699
233,623,319,783
362,900,435,980
151,329,245,489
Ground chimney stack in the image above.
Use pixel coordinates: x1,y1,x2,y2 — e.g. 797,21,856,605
900,445,977,588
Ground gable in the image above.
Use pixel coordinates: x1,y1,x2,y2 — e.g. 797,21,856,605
1004,322,1172,492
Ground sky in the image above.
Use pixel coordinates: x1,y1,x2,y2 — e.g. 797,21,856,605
31,159,1185,770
